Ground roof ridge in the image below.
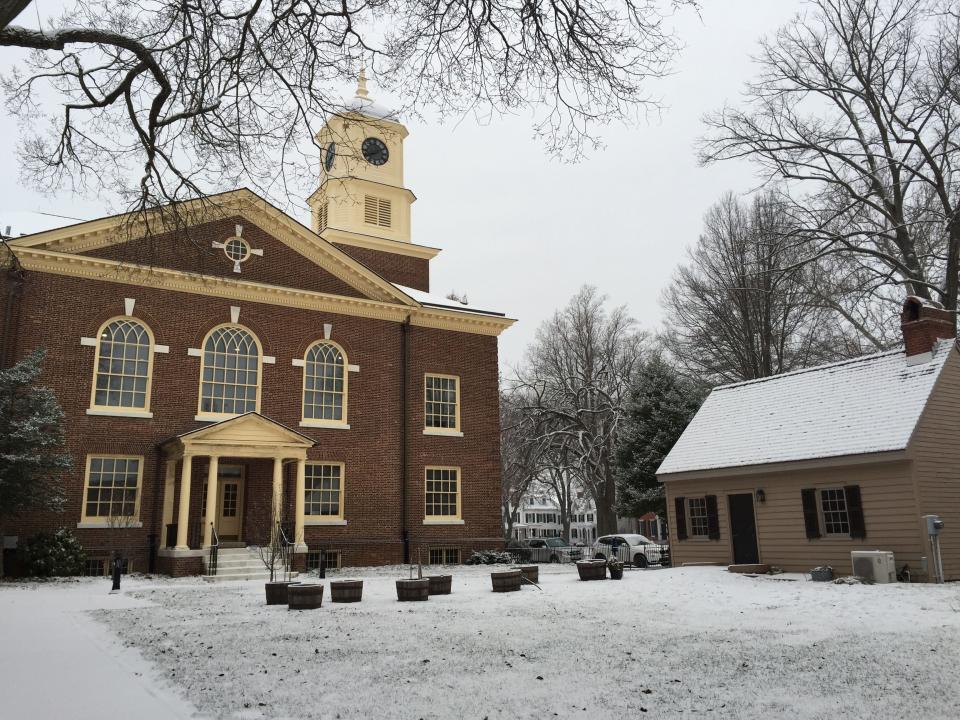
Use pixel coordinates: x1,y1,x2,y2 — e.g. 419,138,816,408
713,347,909,392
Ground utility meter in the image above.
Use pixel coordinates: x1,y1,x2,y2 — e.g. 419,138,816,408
925,515,945,535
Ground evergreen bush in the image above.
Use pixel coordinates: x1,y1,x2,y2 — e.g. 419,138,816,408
20,528,86,577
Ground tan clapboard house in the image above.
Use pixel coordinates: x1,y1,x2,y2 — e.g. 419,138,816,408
657,297,959,581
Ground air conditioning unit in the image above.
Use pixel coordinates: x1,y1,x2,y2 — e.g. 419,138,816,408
851,550,896,583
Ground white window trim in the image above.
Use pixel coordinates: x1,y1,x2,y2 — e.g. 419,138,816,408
86,409,154,419
423,428,464,438
424,466,462,522
299,420,351,430
304,519,348,526
79,454,144,526
423,519,465,526
304,461,345,522
195,323,263,419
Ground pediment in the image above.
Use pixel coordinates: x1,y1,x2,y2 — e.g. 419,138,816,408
7,189,417,307
165,413,315,455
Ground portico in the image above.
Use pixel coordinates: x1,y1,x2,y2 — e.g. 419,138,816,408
158,413,315,561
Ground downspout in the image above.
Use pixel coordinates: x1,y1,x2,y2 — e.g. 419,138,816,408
401,314,411,564
149,448,164,573
0,245,25,369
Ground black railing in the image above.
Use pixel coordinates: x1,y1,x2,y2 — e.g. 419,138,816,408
276,522,294,582
208,524,219,576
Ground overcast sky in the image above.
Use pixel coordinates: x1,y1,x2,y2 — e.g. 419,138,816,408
0,1,807,371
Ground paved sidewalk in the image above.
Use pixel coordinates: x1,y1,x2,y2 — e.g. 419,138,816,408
0,580,200,720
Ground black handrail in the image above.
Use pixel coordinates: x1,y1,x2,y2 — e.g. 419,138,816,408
276,521,294,582
208,524,219,576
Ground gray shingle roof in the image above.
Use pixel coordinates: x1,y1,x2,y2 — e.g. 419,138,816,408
657,341,955,477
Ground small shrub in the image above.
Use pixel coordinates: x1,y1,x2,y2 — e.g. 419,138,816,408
19,528,86,577
465,549,513,565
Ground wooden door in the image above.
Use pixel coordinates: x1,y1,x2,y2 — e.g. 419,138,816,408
216,465,244,540
728,493,759,565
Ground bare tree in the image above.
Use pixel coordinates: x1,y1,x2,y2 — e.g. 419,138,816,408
662,191,867,384
515,285,645,536
0,0,695,227
499,386,538,541
701,0,960,314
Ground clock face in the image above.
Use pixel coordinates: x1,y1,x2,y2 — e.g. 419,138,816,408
362,137,389,166
324,142,336,171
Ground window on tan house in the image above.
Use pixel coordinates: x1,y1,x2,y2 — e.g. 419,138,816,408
90,318,154,411
198,325,261,417
81,455,143,525
425,467,460,520
429,547,460,565
820,488,850,535
424,374,460,432
363,195,392,228
302,341,347,425
304,463,344,520
687,497,709,537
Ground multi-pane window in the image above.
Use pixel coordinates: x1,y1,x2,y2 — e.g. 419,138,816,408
306,550,341,570
303,342,346,423
304,463,343,519
92,319,152,409
83,456,142,521
820,488,850,535
199,325,260,416
424,374,460,431
425,467,460,519
688,497,709,537
429,547,460,565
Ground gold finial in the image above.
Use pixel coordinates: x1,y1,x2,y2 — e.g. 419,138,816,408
356,67,369,98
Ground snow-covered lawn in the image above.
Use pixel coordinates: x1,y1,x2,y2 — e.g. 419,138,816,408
9,565,960,719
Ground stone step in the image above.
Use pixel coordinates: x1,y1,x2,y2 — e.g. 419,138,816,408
203,571,299,583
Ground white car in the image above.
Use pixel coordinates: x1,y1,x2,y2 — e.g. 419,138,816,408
592,534,666,568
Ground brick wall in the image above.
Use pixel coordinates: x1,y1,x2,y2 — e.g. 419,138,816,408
0,254,502,575
85,217,366,299
332,243,430,292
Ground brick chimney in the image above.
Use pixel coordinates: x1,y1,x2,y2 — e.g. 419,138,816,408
900,296,955,359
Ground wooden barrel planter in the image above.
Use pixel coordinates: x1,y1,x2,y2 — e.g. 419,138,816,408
512,565,538,585
427,575,452,595
576,560,607,581
265,580,296,606
396,578,430,601
330,580,364,603
491,569,522,593
288,583,324,610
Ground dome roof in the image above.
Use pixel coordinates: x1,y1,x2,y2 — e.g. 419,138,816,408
338,69,400,123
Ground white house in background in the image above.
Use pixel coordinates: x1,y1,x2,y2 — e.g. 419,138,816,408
509,491,598,544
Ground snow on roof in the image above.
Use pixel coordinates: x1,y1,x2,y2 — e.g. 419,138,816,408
395,284,506,317
340,95,399,122
657,340,955,476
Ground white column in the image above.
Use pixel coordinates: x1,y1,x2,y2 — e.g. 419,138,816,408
294,458,306,548
272,456,284,537
161,460,177,545
203,456,219,548
175,455,194,550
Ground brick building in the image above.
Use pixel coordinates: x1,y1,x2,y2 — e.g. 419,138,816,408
0,77,514,576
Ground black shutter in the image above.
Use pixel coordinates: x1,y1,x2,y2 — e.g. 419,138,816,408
674,496,687,540
801,488,821,539
705,495,720,540
845,485,866,539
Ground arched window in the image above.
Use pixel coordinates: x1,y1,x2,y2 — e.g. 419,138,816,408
198,325,261,417
91,318,154,410
302,341,347,424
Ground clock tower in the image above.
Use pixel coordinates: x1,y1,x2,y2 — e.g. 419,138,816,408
308,71,421,249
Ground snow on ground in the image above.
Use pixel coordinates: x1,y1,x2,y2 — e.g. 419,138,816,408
5,565,960,719
0,577,199,720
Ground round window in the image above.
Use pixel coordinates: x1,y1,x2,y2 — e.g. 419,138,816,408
224,237,251,262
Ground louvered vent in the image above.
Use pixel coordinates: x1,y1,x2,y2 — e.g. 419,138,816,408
317,202,328,231
364,195,392,228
